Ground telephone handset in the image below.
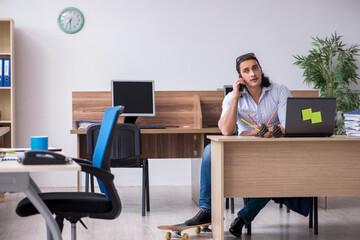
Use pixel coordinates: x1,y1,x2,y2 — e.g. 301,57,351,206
238,74,245,92
21,150,71,165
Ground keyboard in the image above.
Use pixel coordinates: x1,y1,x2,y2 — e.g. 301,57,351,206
137,124,166,129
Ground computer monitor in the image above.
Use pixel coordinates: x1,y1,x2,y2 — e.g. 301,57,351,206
223,85,233,96
111,80,155,124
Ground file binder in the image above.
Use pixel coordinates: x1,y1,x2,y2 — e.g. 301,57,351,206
0,58,3,87
3,58,10,87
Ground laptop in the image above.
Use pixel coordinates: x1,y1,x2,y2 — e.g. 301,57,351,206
284,97,336,137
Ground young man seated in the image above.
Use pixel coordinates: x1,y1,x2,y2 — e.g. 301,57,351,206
185,53,310,237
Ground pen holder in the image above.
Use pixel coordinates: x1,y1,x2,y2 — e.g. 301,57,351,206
30,136,48,151
256,123,269,137
272,124,283,138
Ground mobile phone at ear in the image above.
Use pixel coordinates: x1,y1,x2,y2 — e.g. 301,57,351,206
239,84,244,92
238,74,245,92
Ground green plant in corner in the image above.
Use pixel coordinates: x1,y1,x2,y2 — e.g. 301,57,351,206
294,32,360,134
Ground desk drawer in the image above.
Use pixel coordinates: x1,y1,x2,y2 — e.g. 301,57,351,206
141,133,202,158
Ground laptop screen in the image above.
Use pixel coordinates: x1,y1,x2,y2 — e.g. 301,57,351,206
285,97,336,137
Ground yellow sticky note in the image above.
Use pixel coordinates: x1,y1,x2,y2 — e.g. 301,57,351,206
311,111,322,124
302,108,312,121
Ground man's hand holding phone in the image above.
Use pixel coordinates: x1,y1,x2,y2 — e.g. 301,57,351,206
233,77,245,99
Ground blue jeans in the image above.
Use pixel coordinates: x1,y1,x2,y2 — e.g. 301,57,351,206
198,143,271,223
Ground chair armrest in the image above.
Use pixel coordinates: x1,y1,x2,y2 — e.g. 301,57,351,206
79,163,114,184
72,157,92,165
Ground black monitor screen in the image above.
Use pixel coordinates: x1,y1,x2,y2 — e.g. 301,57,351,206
223,85,233,96
112,80,155,117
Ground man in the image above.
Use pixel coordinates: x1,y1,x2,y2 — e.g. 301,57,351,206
185,53,309,237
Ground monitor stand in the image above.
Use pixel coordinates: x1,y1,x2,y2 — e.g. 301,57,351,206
124,116,138,124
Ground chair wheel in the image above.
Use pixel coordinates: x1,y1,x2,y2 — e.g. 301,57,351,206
195,226,201,234
182,233,189,240
165,231,171,240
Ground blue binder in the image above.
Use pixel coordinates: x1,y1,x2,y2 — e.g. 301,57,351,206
0,58,3,87
3,58,10,87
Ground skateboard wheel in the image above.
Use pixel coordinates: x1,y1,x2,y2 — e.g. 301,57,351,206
182,233,189,240
165,232,171,240
195,226,201,234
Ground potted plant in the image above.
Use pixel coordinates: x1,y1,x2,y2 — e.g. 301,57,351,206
294,32,360,134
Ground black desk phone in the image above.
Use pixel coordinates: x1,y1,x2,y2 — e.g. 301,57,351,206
21,150,70,165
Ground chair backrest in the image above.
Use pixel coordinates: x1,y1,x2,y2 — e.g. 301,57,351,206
87,106,124,194
87,123,142,162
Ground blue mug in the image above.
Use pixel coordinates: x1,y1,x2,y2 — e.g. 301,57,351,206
30,136,48,151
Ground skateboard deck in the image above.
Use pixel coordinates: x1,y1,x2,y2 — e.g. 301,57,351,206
158,223,211,240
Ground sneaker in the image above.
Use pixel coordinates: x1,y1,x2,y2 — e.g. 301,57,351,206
229,217,246,237
184,208,211,226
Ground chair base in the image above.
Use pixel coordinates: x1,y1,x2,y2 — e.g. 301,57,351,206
71,223,77,240
225,198,235,214
85,158,150,217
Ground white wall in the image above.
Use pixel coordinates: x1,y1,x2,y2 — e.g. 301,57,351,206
1,0,359,187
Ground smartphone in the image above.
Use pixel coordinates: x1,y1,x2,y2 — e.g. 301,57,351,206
238,74,245,92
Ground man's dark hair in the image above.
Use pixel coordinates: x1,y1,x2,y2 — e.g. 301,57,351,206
236,53,271,87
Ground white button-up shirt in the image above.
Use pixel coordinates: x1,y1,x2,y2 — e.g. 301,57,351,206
219,82,292,135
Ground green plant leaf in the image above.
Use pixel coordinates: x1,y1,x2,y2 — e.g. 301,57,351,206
293,32,360,134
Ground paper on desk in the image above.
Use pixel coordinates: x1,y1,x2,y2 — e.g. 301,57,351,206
0,147,62,152
0,151,24,161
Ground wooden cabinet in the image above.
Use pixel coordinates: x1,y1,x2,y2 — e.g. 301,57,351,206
0,19,15,147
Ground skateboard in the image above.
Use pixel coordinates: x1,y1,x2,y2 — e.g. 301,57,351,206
157,223,211,240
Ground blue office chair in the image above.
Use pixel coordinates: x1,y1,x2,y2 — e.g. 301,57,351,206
16,106,124,240
86,123,150,216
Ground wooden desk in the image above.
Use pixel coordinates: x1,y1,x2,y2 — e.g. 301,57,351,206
0,159,80,240
71,127,220,159
71,90,318,200
71,90,224,158
208,135,360,240
71,90,224,193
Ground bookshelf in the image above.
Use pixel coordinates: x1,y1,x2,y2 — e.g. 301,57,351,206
0,19,15,148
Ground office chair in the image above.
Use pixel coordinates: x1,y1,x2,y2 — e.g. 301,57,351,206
243,197,318,236
279,203,291,213
225,198,235,213
86,123,150,216
226,198,289,214
16,106,124,240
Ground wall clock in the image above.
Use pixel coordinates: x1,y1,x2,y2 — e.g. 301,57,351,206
58,7,84,34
